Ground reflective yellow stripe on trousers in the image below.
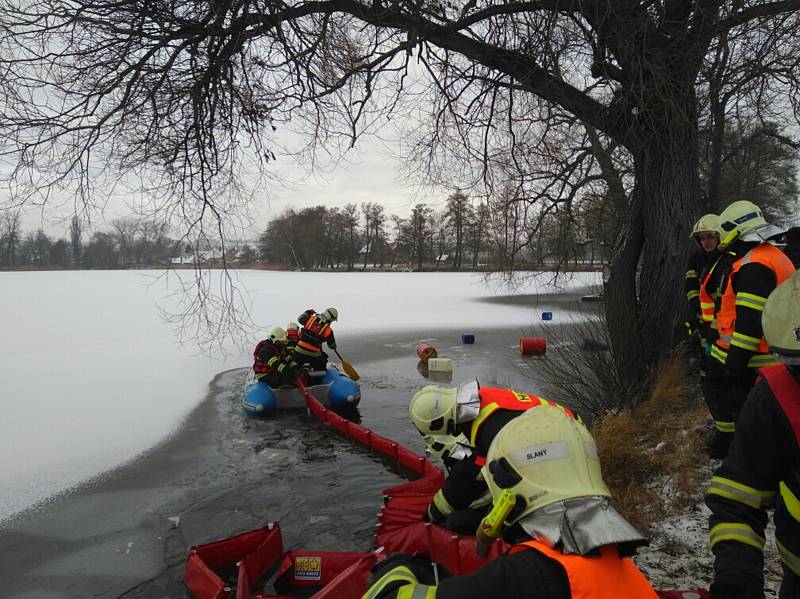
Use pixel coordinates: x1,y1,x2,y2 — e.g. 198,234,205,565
778,483,800,575
708,476,774,510
709,522,765,551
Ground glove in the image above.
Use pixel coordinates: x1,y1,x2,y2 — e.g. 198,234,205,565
365,553,446,598
328,341,337,350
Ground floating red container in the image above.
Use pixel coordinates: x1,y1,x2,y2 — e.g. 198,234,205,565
519,337,546,355
415,343,438,362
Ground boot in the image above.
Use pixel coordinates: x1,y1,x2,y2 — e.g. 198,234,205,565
707,431,734,459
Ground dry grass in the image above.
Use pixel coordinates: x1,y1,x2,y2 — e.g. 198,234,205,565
592,351,709,531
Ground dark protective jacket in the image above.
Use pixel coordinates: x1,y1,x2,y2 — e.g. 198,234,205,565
367,540,656,599
294,309,336,358
710,242,795,370
253,339,297,384
426,389,577,524
706,365,800,598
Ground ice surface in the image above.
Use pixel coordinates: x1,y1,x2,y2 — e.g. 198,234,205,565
0,269,599,521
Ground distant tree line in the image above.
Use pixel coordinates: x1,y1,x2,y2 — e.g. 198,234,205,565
0,216,180,269
256,191,607,271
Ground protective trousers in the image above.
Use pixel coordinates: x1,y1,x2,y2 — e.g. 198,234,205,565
703,358,757,434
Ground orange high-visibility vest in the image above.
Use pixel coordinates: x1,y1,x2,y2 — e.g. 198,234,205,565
699,256,727,325
714,244,795,355
296,313,333,355
468,388,576,447
512,538,658,599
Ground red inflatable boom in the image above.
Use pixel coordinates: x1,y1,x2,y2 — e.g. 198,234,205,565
184,387,710,598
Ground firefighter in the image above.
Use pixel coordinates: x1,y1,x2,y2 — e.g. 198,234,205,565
697,234,738,454
703,200,796,457
408,380,578,534
252,326,299,387
291,307,337,374
706,270,800,598
363,405,657,599
686,213,722,344
286,322,300,353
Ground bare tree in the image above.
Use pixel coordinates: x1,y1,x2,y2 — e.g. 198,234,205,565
2,0,800,378
1,210,22,267
69,216,82,268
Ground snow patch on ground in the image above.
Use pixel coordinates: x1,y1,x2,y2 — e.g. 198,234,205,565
636,461,781,596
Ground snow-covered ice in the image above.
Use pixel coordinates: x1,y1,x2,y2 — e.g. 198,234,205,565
0,269,599,522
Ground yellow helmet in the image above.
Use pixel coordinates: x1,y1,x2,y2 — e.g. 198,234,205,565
690,214,720,239
267,326,287,342
481,405,610,524
322,307,338,322
409,385,459,441
763,271,800,363
717,200,777,250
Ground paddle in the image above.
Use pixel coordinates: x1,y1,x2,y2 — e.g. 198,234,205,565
332,348,360,381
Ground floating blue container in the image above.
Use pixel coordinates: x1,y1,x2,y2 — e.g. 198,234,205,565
462,333,475,344
541,312,553,321
580,338,609,352
243,367,360,417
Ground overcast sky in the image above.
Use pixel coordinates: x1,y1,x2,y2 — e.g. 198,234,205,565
14,136,437,241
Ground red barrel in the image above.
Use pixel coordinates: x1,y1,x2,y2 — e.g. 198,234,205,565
519,337,546,355
416,343,438,362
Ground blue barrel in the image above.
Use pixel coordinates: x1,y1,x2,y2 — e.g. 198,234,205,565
541,312,553,321
580,338,609,351
462,333,475,344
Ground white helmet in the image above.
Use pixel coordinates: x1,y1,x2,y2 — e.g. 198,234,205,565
718,200,782,250
481,405,610,524
763,270,800,364
322,307,338,322
267,326,287,342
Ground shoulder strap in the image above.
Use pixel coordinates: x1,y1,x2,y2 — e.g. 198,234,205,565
761,364,800,445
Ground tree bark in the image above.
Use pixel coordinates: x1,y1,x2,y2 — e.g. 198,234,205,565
605,93,702,396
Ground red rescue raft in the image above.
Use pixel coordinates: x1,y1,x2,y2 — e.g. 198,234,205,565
184,385,710,599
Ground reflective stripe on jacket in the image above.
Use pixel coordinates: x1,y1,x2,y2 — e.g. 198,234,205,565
253,340,287,377
295,313,333,356
511,539,658,598
468,387,576,448
699,254,729,327
712,243,795,366
706,365,800,585
763,365,800,575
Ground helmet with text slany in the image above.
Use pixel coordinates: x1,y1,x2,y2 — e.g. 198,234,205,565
482,405,610,524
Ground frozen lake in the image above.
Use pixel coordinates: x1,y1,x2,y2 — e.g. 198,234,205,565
0,269,599,522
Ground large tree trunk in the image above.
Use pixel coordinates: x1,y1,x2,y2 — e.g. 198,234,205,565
605,94,702,398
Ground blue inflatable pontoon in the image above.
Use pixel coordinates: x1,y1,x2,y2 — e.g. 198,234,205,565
242,366,361,417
